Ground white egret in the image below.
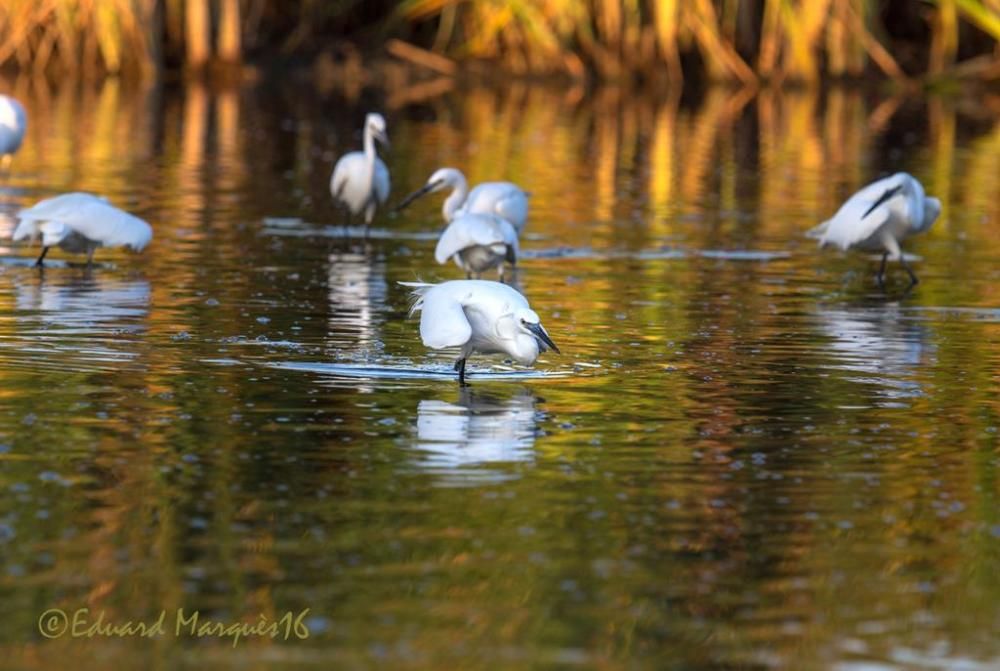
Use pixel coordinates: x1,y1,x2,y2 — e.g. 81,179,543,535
435,213,519,281
330,113,391,235
0,94,27,171
396,167,529,234
402,280,559,384
807,172,940,287
12,192,153,266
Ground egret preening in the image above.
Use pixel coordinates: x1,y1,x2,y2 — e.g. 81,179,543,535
396,167,529,234
435,213,519,281
13,192,153,267
0,94,27,172
807,172,940,288
402,280,559,384
330,113,391,236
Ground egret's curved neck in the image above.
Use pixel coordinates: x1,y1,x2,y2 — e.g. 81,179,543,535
443,175,468,221
362,125,377,191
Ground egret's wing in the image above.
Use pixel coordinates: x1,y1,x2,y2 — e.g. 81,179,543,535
466,183,529,232
330,152,359,199
11,217,39,242
816,196,892,250
416,285,472,349
811,175,909,249
490,189,529,233
374,158,391,204
434,215,504,264
496,218,519,263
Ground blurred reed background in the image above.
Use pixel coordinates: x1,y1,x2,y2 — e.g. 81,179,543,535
0,0,998,83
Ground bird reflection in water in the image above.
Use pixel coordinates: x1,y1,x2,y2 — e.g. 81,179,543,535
327,248,387,353
816,302,934,402
12,273,150,371
414,386,540,486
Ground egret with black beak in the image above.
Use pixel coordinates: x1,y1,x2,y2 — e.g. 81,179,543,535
402,280,559,384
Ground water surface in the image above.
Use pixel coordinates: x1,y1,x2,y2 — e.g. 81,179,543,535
0,79,998,669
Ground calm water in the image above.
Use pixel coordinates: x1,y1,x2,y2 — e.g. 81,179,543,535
0,79,998,670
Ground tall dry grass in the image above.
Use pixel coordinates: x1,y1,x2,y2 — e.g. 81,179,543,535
0,0,998,81
398,0,1000,82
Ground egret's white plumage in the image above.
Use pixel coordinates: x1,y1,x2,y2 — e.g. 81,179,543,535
397,167,529,234
435,213,519,281
0,94,27,169
13,192,153,266
807,172,940,286
402,280,559,383
330,113,391,231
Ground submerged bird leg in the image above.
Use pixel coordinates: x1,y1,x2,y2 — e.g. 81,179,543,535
34,246,50,268
455,357,468,384
86,248,95,267
899,254,919,287
876,252,889,288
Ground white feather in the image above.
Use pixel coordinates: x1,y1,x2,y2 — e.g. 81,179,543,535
459,182,530,234
808,172,938,255
0,94,27,156
434,214,508,264
402,280,555,370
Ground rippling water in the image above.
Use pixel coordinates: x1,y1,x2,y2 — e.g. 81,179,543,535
0,78,998,669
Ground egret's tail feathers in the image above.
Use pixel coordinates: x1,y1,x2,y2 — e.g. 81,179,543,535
398,281,434,316
805,220,830,242
11,218,38,242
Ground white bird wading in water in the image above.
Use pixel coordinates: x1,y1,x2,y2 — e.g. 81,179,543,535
401,280,559,384
12,192,153,267
807,172,940,288
330,113,391,237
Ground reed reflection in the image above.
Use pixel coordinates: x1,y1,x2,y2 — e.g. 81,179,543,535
413,386,539,485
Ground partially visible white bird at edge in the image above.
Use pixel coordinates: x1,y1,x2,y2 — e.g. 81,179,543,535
330,113,391,236
0,94,28,172
807,172,940,287
12,192,153,267
401,280,559,384
435,213,519,282
396,167,530,234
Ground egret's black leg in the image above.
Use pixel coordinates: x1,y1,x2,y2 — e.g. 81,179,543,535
876,252,889,289
456,357,467,385
34,246,50,267
899,255,919,288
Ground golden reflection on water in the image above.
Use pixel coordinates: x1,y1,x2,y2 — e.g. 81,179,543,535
0,74,998,669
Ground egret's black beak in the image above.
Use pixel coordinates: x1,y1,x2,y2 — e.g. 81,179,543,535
375,130,391,153
527,322,560,354
395,179,442,213
861,184,902,219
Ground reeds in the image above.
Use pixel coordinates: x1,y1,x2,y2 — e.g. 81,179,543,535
398,0,1000,83
0,1,998,81
0,0,156,77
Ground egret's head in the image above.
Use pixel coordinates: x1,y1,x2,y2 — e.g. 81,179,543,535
512,308,559,364
365,113,389,149
923,197,941,230
396,167,466,213
426,168,465,194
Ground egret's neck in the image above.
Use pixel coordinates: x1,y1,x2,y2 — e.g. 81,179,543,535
362,127,377,191
443,176,468,221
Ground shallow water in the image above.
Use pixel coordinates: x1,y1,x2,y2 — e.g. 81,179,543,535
0,79,998,669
